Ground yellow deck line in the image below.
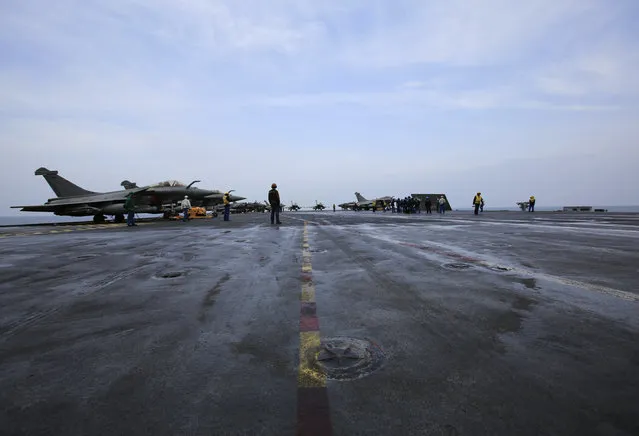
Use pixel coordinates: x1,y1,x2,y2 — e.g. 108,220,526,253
298,331,326,388
301,282,316,302
298,221,326,388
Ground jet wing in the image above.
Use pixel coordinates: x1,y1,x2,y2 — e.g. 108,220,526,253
10,204,103,215
10,205,60,212
12,187,149,210
59,187,149,206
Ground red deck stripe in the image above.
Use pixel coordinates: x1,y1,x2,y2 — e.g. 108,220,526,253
297,387,333,436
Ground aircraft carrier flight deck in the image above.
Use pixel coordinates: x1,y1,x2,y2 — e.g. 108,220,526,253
1,211,638,436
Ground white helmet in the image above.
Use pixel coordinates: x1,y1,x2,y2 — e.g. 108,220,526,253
184,195,189,199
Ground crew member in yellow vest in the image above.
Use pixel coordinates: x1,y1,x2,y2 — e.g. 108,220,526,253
473,192,482,215
529,195,536,212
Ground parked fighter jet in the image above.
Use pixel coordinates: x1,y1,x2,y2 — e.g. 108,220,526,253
11,168,244,223
127,182,244,218
354,192,393,209
313,201,326,211
338,192,393,211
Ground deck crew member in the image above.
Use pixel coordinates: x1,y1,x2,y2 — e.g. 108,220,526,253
124,193,136,226
473,192,482,215
223,192,231,221
268,183,282,225
181,195,191,222
438,196,446,214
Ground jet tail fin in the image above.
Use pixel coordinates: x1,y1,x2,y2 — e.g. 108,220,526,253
35,167,95,197
355,192,368,203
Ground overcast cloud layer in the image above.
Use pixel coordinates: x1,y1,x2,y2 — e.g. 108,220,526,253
1,0,638,212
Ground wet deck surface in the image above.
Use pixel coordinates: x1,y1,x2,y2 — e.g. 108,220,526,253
1,211,638,436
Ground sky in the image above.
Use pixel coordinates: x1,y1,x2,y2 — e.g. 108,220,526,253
1,0,638,214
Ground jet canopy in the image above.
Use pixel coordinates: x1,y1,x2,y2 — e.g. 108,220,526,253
150,180,186,188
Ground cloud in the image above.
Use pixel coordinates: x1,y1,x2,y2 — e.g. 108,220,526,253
0,70,192,120
536,48,639,98
251,86,619,112
0,0,336,59
400,81,426,89
333,0,604,67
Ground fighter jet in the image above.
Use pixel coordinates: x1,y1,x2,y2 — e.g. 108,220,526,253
288,202,301,211
338,192,393,210
353,192,393,209
11,168,244,223
124,181,244,218
312,201,326,211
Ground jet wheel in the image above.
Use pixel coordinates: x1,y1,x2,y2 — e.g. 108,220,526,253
114,214,125,223
93,214,106,224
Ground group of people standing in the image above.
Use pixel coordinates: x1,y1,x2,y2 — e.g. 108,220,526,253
372,196,448,214
393,197,421,214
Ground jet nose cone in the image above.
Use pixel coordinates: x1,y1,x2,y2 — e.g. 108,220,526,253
230,195,245,202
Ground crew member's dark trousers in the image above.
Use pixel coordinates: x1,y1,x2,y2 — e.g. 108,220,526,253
223,205,230,221
183,208,189,221
271,206,280,224
529,203,535,212
474,204,480,215
127,211,135,226
426,206,431,214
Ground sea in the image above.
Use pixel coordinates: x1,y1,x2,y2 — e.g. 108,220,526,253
451,206,639,213
1,206,639,226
